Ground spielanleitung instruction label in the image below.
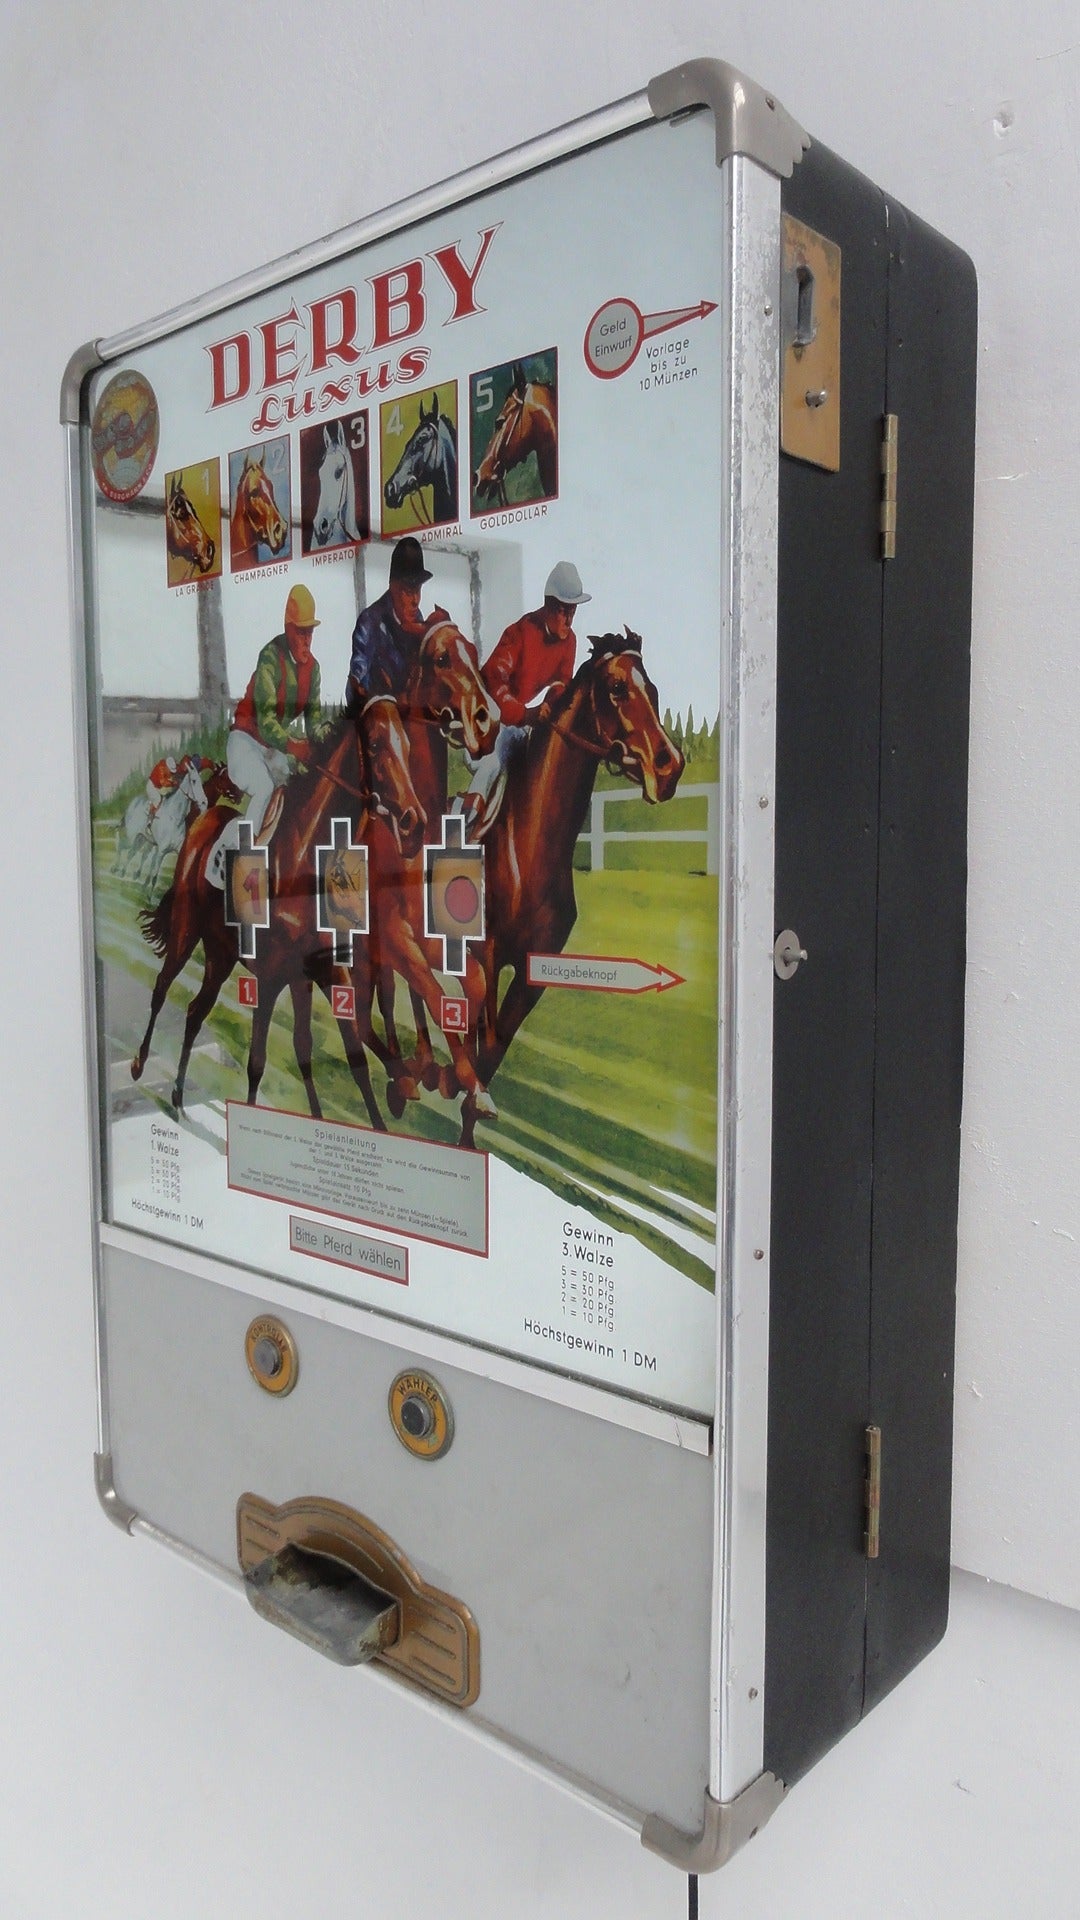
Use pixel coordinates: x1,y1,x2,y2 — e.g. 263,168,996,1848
228,1104,487,1254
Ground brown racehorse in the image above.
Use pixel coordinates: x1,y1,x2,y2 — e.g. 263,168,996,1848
458,631,684,1147
362,612,499,1106
473,364,557,505
131,706,409,1121
242,697,425,1127
231,450,288,569
131,612,496,1119
166,473,217,578
247,617,498,1122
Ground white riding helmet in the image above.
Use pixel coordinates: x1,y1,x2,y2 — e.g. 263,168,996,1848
544,561,591,606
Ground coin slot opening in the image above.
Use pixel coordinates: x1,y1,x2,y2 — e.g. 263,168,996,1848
245,1542,400,1667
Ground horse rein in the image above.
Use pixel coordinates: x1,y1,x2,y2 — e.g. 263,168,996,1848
304,696,396,808
543,651,644,774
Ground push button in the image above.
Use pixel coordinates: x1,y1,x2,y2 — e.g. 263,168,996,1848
399,1393,436,1441
388,1370,454,1459
245,1315,298,1395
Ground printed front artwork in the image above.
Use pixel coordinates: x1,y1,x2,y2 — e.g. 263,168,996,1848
165,460,222,586
470,351,558,516
379,383,459,537
82,115,724,1415
299,413,370,555
228,435,292,571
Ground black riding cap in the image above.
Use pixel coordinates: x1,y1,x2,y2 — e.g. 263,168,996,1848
389,536,433,585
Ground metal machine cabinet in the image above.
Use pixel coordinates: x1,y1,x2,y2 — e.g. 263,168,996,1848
63,58,975,1872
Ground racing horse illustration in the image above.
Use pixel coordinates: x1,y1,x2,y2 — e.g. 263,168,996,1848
247,609,496,1121
166,473,217,578
230,449,289,569
131,704,416,1126
240,696,427,1128
310,420,363,548
130,615,496,1120
473,364,557,505
114,759,208,895
383,391,458,526
458,631,683,1148
355,612,499,1116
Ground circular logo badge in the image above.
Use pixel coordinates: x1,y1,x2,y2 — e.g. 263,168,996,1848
90,368,159,502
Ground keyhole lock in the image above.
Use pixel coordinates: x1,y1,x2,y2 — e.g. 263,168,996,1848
774,930,808,980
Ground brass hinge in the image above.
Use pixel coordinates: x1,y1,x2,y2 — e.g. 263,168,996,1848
864,1425,882,1558
880,414,898,559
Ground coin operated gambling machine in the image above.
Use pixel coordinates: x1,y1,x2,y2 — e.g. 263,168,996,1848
64,58,975,1872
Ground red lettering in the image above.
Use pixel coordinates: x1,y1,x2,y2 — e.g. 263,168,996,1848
395,348,430,383
428,225,501,322
369,259,425,349
259,304,303,388
309,288,364,372
285,390,317,421
251,396,283,433
319,379,354,409
207,333,251,409
356,361,395,397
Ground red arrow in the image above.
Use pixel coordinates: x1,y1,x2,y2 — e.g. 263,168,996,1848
527,953,686,995
640,299,717,342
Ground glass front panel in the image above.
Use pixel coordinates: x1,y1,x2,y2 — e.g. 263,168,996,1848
80,112,724,1414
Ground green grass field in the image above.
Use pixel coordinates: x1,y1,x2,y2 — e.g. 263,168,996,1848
96,834,719,1289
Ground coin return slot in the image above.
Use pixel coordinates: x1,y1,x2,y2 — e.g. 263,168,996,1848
245,1542,400,1667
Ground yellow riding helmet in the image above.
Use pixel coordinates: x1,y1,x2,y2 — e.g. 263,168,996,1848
285,583,320,629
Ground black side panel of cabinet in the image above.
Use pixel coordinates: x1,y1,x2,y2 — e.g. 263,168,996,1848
765,145,888,1786
863,207,975,1710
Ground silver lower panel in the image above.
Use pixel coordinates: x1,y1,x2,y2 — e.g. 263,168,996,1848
103,1239,714,1831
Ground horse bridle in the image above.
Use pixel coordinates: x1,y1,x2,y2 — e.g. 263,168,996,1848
543,650,648,778
404,621,490,747
397,421,437,528
488,384,557,506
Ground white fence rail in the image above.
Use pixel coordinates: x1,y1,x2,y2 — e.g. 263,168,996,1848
578,782,718,875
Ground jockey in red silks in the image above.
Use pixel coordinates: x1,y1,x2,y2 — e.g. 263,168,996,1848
458,560,591,825
145,755,178,819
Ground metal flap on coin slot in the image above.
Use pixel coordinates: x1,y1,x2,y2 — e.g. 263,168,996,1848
237,1493,480,1707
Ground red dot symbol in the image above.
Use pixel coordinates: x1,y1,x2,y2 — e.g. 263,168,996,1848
444,875,480,924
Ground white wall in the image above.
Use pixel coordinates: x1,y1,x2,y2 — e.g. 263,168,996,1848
2,0,1078,1912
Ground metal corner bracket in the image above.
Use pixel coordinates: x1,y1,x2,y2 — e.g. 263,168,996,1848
647,59,809,178
640,1771,787,1873
60,340,104,426
94,1452,138,1534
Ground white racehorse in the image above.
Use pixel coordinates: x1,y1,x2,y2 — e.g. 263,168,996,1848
115,763,208,893
311,419,361,548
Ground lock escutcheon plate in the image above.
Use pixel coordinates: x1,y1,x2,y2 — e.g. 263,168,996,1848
781,214,841,472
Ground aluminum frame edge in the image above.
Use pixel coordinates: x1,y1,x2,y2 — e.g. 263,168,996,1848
63,420,116,1492
640,1770,787,1872
93,94,652,364
60,340,104,425
94,1452,138,1533
648,59,809,178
